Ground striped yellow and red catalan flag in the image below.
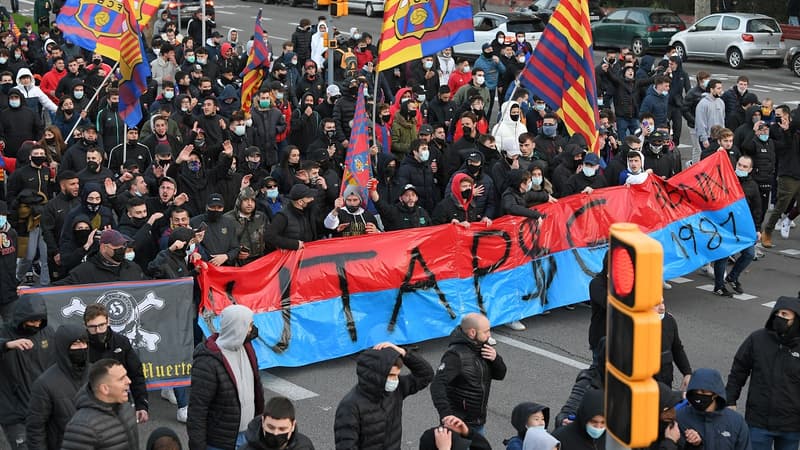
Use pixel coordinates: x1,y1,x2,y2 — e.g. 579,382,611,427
376,0,473,72
520,0,600,154
240,10,270,112
117,0,150,128
8,15,20,39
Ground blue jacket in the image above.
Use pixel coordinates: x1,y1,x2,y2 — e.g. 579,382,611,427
676,368,751,450
639,85,669,128
473,54,506,90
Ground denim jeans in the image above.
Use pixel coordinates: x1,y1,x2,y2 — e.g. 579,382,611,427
749,427,800,450
617,117,639,139
174,386,188,408
17,226,50,286
713,258,727,290
726,245,755,283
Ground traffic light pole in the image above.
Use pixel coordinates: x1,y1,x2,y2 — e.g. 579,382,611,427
327,15,334,87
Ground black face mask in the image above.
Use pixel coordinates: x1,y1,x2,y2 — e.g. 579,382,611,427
74,229,91,244
17,324,40,336
108,102,118,111
87,161,100,172
773,316,792,335
31,156,47,166
384,165,396,178
247,161,260,171
460,188,472,200
86,202,101,213
686,391,715,412
469,166,481,177
206,209,222,222
461,125,472,137
68,348,88,369
82,138,96,147
246,325,259,343
345,204,359,213
325,130,336,139
260,430,289,449
157,159,172,167
404,110,416,120
111,247,127,263
0,83,11,94
130,217,147,228
381,114,391,123
88,331,108,346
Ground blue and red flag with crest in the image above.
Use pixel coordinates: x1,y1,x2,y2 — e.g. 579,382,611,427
340,84,372,204
117,0,150,128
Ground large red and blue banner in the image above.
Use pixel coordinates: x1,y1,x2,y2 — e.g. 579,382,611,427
198,152,756,369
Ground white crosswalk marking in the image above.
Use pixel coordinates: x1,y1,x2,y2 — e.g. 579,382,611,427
697,284,714,292
732,293,758,301
669,277,693,284
260,372,319,401
762,301,776,309
779,249,800,256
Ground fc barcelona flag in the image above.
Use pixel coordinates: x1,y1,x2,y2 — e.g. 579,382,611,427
519,0,600,154
240,10,270,112
117,0,150,128
56,0,161,59
340,84,372,204
376,0,473,72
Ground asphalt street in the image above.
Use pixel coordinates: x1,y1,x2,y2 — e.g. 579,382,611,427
3,1,800,449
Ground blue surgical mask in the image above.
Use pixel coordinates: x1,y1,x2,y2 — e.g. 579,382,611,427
234,125,246,136
8,99,20,108
735,168,749,177
384,378,399,392
0,215,6,228
585,425,605,439
582,166,596,177
531,176,543,186
266,188,279,199
702,79,710,89
418,149,430,162
164,90,174,100
758,134,769,142
542,125,557,137
186,55,196,63
535,103,546,111
125,251,136,261
661,90,669,97
74,90,84,99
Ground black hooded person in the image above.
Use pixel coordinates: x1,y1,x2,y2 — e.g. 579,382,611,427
551,388,606,450
504,402,550,450
334,342,433,450
167,140,235,216
0,200,19,321
58,182,116,252
26,324,89,450
0,297,56,450
680,368,750,450
189,192,240,267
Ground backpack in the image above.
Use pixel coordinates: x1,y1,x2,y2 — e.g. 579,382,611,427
338,48,357,77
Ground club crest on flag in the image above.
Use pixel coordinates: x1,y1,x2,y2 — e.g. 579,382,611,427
394,0,447,39
76,1,127,38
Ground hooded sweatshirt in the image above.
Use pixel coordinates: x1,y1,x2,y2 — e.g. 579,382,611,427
678,368,750,450
15,67,58,113
504,402,550,450
551,388,606,450
216,305,257,432
492,100,525,154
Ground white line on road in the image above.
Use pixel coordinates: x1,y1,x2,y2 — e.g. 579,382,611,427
669,276,693,284
780,249,800,256
260,372,319,400
494,335,590,370
762,301,776,309
732,293,757,301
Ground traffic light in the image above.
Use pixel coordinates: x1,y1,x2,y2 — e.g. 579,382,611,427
606,223,662,448
330,0,348,16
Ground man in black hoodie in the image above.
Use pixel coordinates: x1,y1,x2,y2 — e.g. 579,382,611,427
0,297,56,450
41,170,80,281
334,342,433,450
26,324,89,450
726,295,800,450
551,388,606,450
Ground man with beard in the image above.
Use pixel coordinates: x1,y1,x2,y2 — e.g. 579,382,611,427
41,171,80,281
117,197,164,270
26,324,89,450
430,313,506,434
323,185,380,237
81,304,149,424
297,60,326,104
190,193,239,267
77,147,115,186
142,116,181,160
224,187,268,266
0,297,56,450
369,183,432,231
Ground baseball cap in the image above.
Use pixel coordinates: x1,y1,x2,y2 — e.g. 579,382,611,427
288,184,318,201
326,84,341,97
210,31,222,38
99,229,131,246
419,124,433,135
481,42,492,51
207,193,224,207
401,184,418,195
466,152,482,163
583,152,601,166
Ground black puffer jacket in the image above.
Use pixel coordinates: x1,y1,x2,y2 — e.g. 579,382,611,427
59,385,139,450
739,174,763,227
682,85,705,129
655,313,692,387
430,326,507,426
265,204,317,250
187,334,264,450
396,155,440,213
26,324,88,450
240,415,315,450
334,348,433,450
87,329,149,413
726,296,800,431
0,297,56,426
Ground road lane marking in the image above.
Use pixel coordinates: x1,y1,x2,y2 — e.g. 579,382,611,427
762,301,776,308
780,249,800,256
669,277,693,284
260,372,319,400
732,293,757,301
493,335,590,370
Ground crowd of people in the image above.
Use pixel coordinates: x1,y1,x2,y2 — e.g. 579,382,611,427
0,1,798,449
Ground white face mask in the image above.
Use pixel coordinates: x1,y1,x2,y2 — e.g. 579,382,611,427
125,251,136,261
418,149,430,162
658,312,665,320
234,125,246,136
474,75,485,85
245,118,253,127
385,378,399,392
526,180,533,192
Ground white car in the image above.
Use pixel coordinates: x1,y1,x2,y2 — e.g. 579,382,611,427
669,13,786,69
453,12,545,58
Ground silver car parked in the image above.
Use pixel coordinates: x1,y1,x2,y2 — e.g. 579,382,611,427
669,13,786,69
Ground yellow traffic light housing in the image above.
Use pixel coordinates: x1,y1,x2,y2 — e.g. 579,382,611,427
606,222,662,448
330,0,348,16
317,0,331,6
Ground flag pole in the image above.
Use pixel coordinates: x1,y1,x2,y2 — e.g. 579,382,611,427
66,61,120,144
371,70,380,147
